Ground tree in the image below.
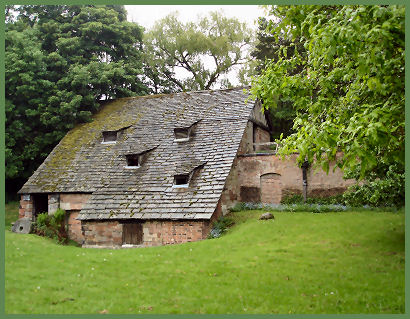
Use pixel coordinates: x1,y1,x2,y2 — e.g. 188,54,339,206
250,5,404,182
143,11,253,93
5,5,148,194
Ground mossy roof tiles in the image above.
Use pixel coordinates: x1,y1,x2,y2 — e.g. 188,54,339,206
19,87,254,220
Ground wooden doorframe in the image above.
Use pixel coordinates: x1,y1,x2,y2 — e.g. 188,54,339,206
122,222,143,245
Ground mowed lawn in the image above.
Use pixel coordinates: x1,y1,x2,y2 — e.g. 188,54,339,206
5,202,404,314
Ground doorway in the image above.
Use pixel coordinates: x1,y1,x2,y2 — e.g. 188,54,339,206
122,222,143,245
260,173,282,204
32,194,48,216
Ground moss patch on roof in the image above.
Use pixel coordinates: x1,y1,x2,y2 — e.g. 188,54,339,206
30,97,146,191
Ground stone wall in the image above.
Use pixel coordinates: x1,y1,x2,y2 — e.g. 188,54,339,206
221,153,356,206
19,195,33,219
143,220,209,246
254,126,271,144
81,219,210,248
82,221,123,247
60,194,91,211
58,193,90,243
67,210,85,244
19,193,90,244
220,120,356,207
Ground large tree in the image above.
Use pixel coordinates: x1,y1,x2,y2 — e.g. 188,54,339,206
251,5,404,183
5,5,148,193
143,11,253,93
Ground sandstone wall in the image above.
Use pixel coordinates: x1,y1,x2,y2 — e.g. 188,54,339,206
19,195,33,219
81,219,210,248
82,221,123,247
221,153,356,207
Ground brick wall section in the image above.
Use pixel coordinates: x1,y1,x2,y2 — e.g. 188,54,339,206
254,126,270,144
228,154,356,204
19,195,33,219
48,194,59,214
220,156,240,214
60,194,91,211
81,219,210,247
220,120,356,206
237,121,254,155
143,220,209,246
82,221,123,247
67,210,85,244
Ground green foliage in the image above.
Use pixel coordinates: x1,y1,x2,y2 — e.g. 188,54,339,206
144,11,253,93
343,167,404,207
5,211,404,313
281,194,345,205
250,5,405,181
208,216,235,239
247,15,308,139
280,194,304,204
230,201,347,213
33,209,68,244
5,5,148,191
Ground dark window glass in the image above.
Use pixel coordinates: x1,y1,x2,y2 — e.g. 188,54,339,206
126,154,140,167
174,128,189,139
174,174,189,185
103,131,117,142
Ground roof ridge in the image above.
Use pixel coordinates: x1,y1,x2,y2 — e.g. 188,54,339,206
100,86,251,103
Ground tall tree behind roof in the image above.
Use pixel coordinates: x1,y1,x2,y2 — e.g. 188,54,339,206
143,11,254,93
5,5,148,194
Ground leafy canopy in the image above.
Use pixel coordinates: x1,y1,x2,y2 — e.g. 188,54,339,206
5,5,148,190
251,5,405,180
144,11,253,93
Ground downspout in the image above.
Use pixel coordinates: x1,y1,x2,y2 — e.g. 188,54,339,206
301,160,310,203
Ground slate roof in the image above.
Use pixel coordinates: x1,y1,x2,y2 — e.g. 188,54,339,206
19,87,255,220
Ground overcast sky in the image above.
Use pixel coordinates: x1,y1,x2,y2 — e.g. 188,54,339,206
125,5,267,30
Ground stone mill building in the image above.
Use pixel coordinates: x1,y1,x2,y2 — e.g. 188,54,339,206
17,87,354,248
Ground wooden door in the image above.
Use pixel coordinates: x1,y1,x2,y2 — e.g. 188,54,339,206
122,223,143,245
260,173,282,204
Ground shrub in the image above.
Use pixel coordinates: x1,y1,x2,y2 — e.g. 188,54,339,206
343,167,404,208
33,209,68,244
208,216,235,239
280,194,304,204
281,194,345,205
229,202,347,213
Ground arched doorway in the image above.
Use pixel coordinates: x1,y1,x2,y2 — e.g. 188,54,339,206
260,173,282,204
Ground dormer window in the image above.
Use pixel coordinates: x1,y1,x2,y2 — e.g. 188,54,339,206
173,120,201,142
174,127,190,142
123,146,158,170
102,131,117,144
173,174,189,187
125,154,141,168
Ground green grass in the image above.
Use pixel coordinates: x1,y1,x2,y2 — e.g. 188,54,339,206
5,204,404,314
5,201,19,228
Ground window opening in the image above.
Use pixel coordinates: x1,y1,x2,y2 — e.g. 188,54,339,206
102,131,117,144
174,127,190,141
125,154,140,168
174,174,189,186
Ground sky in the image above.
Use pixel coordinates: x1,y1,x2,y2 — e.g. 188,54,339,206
125,5,267,30
124,5,268,87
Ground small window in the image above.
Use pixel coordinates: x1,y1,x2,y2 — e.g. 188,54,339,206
173,174,189,187
102,131,117,144
125,154,140,168
174,128,190,141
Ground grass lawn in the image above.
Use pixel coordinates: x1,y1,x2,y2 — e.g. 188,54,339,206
5,201,19,228
5,202,404,314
